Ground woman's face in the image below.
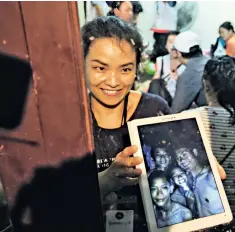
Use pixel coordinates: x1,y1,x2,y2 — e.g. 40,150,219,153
219,27,233,42
166,34,177,54
86,38,136,107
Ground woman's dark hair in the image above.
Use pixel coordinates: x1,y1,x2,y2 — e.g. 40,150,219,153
220,21,234,32
150,31,179,62
168,31,179,37
132,1,143,14
81,16,143,66
203,56,235,124
180,45,202,59
107,1,124,16
105,1,114,7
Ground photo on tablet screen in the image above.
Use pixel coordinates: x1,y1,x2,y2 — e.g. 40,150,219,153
137,118,225,229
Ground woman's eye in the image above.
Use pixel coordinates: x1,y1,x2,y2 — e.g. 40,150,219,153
94,66,105,72
163,186,169,190
122,67,132,73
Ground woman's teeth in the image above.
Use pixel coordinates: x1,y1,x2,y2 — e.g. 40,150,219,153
102,89,119,95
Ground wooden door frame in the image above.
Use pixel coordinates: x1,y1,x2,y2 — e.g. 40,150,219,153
0,2,103,231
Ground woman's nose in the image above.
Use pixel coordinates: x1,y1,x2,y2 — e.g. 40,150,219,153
105,71,120,87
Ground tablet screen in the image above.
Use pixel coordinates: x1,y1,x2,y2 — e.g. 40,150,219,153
137,118,225,229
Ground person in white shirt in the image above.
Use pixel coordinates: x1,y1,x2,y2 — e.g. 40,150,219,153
155,1,178,31
147,31,185,106
85,1,110,22
152,31,185,98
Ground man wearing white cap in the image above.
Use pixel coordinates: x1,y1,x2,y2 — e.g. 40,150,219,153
171,31,208,113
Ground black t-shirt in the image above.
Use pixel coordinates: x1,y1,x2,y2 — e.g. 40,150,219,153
92,92,171,232
94,92,171,171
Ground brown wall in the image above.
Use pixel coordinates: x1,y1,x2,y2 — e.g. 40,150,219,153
0,1,95,208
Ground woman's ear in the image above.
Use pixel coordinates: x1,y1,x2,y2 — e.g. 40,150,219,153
113,8,120,17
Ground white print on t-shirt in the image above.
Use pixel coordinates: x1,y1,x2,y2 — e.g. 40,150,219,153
97,158,115,169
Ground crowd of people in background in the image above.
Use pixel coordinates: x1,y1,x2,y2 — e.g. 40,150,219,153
84,1,235,115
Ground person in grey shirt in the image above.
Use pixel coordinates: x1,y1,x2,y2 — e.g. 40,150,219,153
171,31,208,113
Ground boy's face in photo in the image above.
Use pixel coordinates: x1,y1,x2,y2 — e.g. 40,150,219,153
150,177,172,208
171,167,187,187
176,149,197,172
154,148,171,170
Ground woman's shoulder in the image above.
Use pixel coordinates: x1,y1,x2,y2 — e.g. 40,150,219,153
129,91,171,120
141,91,169,105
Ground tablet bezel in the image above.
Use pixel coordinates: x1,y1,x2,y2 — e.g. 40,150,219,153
127,111,233,232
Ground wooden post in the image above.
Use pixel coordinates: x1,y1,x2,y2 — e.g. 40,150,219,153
0,2,103,231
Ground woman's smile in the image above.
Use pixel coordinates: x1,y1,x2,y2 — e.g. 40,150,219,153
101,88,122,96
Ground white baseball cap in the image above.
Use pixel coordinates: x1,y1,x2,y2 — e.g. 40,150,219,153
174,31,200,53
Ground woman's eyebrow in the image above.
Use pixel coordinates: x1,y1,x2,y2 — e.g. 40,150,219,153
91,60,134,67
120,62,134,67
91,59,108,66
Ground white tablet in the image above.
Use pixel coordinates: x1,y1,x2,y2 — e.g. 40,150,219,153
127,111,233,232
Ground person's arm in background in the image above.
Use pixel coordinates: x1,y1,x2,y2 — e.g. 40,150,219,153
94,4,103,16
92,1,108,16
171,68,201,113
194,87,207,107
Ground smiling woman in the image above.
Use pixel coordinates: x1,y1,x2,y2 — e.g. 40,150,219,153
82,16,171,231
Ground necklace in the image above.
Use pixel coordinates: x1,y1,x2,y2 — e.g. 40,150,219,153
89,93,130,170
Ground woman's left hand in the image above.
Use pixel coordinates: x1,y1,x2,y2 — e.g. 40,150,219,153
214,155,226,180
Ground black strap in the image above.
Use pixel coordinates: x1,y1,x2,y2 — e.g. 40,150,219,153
160,56,164,78
159,57,170,81
122,92,129,125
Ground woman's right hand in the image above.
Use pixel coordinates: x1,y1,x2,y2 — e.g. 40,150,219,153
98,145,143,199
